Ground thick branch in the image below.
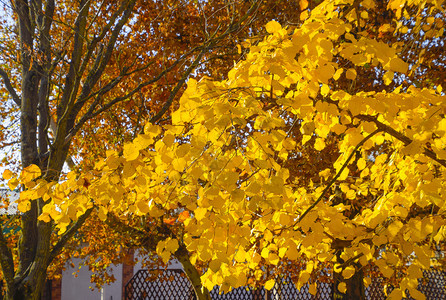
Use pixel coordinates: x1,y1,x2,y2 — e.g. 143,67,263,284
356,114,446,168
56,0,90,122
0,68,21,106
49,207,94,262
175,245,211,300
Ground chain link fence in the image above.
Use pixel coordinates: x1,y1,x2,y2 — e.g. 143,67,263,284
124,268,446,300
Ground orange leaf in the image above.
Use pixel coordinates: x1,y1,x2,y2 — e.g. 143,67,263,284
178,211,190,223
163,217,176,225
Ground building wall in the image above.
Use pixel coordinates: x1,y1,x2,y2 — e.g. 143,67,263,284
61,258,122,300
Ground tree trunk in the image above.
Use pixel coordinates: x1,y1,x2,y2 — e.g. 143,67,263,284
175,245,211,300
5,275,47,300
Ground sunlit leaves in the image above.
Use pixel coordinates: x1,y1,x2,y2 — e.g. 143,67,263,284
156,238,179,264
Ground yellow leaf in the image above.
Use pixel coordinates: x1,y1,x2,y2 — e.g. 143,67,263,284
136,200,150,214
278,247,287,258
144,123,161,136
333,68,343,80
346,189,356,200
235,248,247,263
123,143,140,161
414,245,431,269
38,213,51,222
302,135,312,145
357,158,366,170
401,141,422,156
375,135,385,145
409,288,426,300
342,266,355,279
380,264,394,278
299,270,311,284
17,200,31,213
407,265,423,280
387,220,403,240
165,238,179,253
338,168,349,181
389,57,409,73
321,84,330,96
172,157,187,171
134,134,153,149
194,207,207,221
2,169,13,180
308,283,317,295
209,260,221,273
98,207,108,221
286,244,299,260
8,178,19,191
319,168,331,180
346,69,357,80
372,234,388,246
338,282,347,293
163,134,176,147
314,138,326,151
383,71,394,85
387,288,402,300
264,279,275,290
160,251,171,264
265,21,282,34
300,0,308,10
261,248,269,259
176,144,190,157
268,253,280,265
21,164,41,183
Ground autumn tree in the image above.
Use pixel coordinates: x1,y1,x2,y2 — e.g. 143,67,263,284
0,0,265,298
21,1,445,300
2,1,446,300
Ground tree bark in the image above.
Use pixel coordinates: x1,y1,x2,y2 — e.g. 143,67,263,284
333,263,365,300
175,245,211,300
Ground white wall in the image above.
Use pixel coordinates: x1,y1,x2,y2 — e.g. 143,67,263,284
61,258,122,300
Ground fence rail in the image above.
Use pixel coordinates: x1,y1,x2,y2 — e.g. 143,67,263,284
124,268,446,300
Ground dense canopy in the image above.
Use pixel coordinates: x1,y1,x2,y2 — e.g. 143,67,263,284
1,0,446,299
